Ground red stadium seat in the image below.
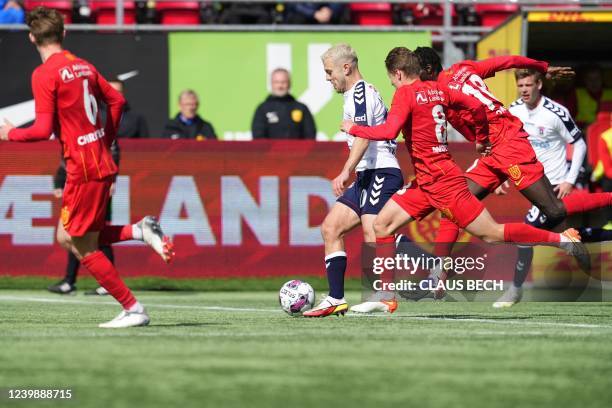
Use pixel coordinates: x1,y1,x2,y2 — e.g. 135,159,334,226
350,3,392,26
90,1,136,25
156,1,200,25
474,4,519,27
25,1,73,24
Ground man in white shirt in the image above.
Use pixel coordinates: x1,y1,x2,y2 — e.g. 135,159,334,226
494,68,611,308
304,44,404,317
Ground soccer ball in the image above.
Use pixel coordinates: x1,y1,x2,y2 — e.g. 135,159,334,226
279,280,315,316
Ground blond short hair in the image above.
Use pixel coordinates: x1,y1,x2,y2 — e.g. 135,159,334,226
178,89,198,102
321,44,358,68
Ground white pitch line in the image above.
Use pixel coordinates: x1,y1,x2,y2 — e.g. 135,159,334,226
0,295,279,313
0,295,611,329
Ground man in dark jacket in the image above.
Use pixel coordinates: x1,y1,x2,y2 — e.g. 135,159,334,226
109,78,148,138
252,68,317,139
163,90,217,140
99,78,149,138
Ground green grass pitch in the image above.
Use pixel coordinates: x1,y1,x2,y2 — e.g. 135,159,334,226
1,290,612,408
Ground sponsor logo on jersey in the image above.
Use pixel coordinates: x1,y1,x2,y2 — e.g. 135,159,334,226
354,114,367,122
59,67,75,83
291,109,303,123
532,140,550,149
538,126,545,136
77,128,105,146
431,145,449,154
448,82,461,90
416,92,428,105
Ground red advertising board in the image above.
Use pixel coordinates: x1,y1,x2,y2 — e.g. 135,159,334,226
0,140,531,278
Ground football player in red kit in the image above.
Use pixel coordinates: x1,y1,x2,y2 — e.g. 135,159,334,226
340,47,588,292
413,47,610,282
0,7,174,328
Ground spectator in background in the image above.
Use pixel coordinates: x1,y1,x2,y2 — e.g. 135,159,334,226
252,68,316,139
163,90,217,140
218,2,277,24
0,0,25,23
285,3,346,24
100,78,149,138
575,65,612,129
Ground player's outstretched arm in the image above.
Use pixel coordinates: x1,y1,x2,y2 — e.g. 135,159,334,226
2,114,54,142
472,55,549,79
545,66,575,80
342,89,410,141
332,137,369,196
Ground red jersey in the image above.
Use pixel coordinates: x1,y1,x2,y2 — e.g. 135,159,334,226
9,50,125,184
438,56,548,145
348,80,488,188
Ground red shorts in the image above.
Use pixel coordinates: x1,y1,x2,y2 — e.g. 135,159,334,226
465,136,544,192
61,177,113,237
391,172,485,229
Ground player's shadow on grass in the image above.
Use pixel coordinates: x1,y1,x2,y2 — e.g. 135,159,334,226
152,322,228,327
409,314,534,321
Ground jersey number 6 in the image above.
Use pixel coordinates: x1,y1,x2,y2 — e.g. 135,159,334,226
83,78,99,127
432,104,447,144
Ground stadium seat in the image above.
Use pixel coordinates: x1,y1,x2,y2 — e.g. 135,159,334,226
24,1,73,24
89,1,136,25
350,3,392,26
156,1,200,25
534,3,581,9
399,3,455,26
474,4,519,27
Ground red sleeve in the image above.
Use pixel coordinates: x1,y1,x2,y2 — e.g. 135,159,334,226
32,68,56,113
8,112,54,142
469,56,549,80
349,88,412,141
445,87,489,143
447,112,476,142
96,71,126,146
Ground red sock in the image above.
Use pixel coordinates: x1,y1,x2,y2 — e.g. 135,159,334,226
81,251,136,309
376,236,396,287
503,223,559,244
433,218,460,257
98,225,133,246
562,192,612,215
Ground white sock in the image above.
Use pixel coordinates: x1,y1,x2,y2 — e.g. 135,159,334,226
127,301,144,313
132,224,143,240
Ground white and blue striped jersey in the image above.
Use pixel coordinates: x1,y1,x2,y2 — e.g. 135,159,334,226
343,80,399,172
509,96,583,185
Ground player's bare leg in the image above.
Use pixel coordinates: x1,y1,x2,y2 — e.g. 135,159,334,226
519,176,568,231
463,208,590,271
521,176,611,229
57,221,150,328
346,200,414,313
303,203,359,317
